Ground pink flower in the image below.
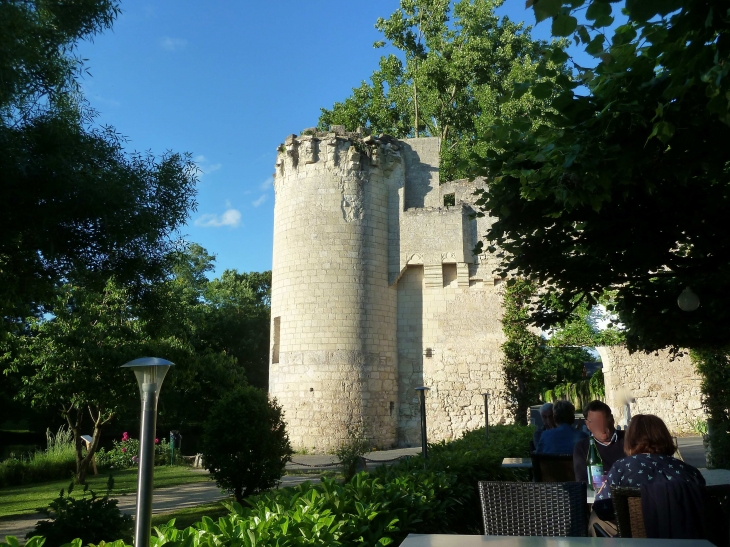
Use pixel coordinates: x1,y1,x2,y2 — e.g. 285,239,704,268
155,438,159,444
121,432,129,441
121,448,127,453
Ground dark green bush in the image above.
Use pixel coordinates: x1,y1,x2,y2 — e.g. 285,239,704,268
201,385,293,501
26,479,132,547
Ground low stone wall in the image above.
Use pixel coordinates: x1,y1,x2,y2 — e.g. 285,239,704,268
597,346,705,434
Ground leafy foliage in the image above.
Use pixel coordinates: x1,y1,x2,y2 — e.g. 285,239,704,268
201,386,293,502
474,0,730,352
27,478,132,547
500,279,546,424
542,371,606,412
0,0,198,326
691,349,730,469
15,425,534,547
318,0,564,180
334,421,371,483
0,427,76,488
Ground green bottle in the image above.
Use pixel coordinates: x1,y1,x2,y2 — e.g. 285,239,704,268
586,437,604,491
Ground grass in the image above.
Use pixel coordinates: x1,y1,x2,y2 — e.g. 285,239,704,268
151,500,233,530
0,466,211,519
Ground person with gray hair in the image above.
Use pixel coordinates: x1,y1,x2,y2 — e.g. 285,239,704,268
532,402,556,450
536,399,588,454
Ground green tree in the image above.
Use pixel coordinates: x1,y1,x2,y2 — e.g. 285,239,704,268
0,0,198,325
500,279,546,424
8,280,155,483
474,0,730,353
318,0,564,180
201,386,292,502
203,270,271,389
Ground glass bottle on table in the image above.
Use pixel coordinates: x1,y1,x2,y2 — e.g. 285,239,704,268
586,436,604,492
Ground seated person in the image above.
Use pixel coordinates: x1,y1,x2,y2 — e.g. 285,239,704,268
590,414,705,537
536,399,587,454
532,402,555,450
573,400,625,483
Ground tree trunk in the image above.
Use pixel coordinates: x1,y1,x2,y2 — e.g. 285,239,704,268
68,404,110,484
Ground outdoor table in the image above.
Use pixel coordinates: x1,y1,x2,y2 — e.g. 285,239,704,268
501,458,532,469
400,534,713,546
700,468,730,486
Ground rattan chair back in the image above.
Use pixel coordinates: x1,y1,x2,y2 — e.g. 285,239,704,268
479,481,587,537
611,486,645,538
530,452,575,482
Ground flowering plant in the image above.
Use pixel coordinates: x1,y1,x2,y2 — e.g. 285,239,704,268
95,433,170,469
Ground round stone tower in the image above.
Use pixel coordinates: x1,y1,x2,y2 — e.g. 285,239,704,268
269,127,402,452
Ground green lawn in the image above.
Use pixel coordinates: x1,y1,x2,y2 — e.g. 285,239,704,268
0,466,211,519
151,500,233,530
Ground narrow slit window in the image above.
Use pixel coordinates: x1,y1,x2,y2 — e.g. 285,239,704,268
272,316,281,364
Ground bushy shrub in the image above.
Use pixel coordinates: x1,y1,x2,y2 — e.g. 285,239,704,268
0,427,76,487
335,421,371,482
95,432,170,469
26,478,133,547
201,386,293,501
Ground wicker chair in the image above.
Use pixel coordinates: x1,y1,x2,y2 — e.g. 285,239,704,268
612,484,730,546
611,486,645,538
479,481,587,537
530,452,575,482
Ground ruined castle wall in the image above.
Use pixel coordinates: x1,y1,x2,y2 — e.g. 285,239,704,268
598,346,705,434
269,132,400,452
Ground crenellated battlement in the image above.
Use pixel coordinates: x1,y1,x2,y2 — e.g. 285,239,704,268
273,127,404,185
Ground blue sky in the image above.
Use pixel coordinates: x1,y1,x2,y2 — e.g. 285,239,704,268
75,1,592,278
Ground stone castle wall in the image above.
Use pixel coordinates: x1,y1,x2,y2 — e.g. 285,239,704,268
268,129,707,453
598,346,705,433
269,130,401,451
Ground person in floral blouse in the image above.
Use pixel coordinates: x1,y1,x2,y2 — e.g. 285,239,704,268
590,414,705,536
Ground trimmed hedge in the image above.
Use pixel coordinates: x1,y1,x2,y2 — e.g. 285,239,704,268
9,424,533,547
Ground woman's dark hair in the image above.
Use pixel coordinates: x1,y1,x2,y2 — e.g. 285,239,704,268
553,400,576,425
624,414,677,456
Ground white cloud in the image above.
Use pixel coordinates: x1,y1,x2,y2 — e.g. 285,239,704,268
259,176,274,190
252,195,268,207
161,37,188,51
194,155,222,178
194,209,242,228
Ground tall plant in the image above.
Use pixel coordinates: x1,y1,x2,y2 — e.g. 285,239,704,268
500,279,545,424
691,349,730,469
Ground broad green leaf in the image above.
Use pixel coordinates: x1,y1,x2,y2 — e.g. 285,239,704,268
552,15,578,37
586,1,611,20
551,49,570,64
531,82,555,99
585,35,605,56
533,0,563,23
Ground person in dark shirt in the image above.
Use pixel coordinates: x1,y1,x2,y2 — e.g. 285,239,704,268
573,400,625,483
532,402,556,450
536,400,587,454
589,414,705,537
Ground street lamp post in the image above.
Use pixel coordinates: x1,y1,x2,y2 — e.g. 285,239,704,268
415,387,430,466
482,392,490,440
122,357,174,547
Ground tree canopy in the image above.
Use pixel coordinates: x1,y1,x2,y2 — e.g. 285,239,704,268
474,0,730,352
318,0,564,180
0,0,198,324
